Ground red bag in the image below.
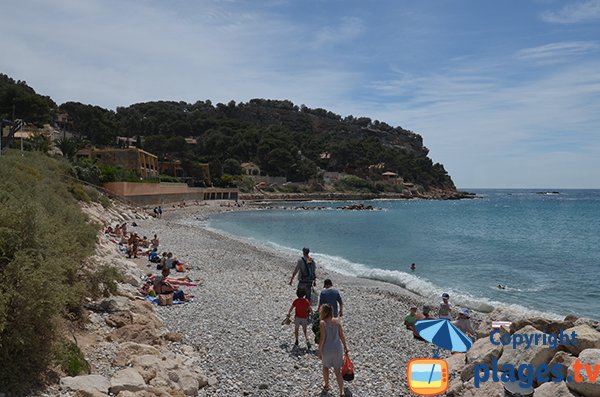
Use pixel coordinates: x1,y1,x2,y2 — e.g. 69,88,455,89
342,353,354,381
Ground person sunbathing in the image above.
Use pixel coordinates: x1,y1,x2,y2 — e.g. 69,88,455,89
150,234,159,249
153,268,188,301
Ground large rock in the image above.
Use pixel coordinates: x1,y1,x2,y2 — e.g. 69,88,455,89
549,351,578,379
497,325,558,369
535,381,578,397
460,370,504,397
178,374,199,396
511,317,575,334
132,354,162,383
564,324,600,355
60,375,111,394
113,342,161,366
105,311,133,328
476,307,527,338
567,348,600,397
108,324,161,345
109,368,146,394
446,353,467,376
574,318,600,330
461,337,503,382
86,296,133,313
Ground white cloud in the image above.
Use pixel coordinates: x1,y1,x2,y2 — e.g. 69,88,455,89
517,41,599,64
541,0,600,24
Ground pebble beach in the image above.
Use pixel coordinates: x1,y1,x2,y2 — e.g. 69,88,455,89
134,203,444,397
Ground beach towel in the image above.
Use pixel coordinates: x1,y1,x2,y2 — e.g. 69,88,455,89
144,295,184,305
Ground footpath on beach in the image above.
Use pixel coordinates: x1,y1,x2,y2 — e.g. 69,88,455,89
54,201,600,397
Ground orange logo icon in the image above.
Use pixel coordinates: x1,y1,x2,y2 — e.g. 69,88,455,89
407,358,449,396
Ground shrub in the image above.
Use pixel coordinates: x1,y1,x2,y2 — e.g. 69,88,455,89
334,175,375,193
85,264,123,299
98,195,112,209
0,150,97,393
70,182,91,202
55,341,90,376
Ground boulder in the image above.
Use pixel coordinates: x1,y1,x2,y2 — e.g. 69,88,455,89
574,318,600,330
549,351,577,379
163,331,183,343
105,311,133,328
511,317,575,334
476,307,526,338
109,368,146,394
567,348,600,397
109,324,162,345
461,337,503,382
178,374,199,396
113,342,161,366
535,381,578,397
116,392,155,397
86,296,132,313
498,325,558,369
60,375,110,394
73,391,110,397
564,325,600,355
446,378,464,396
446,353,467,376
460,370,504,397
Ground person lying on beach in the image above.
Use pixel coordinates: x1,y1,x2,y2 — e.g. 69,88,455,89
153,268,188,301
105,226,113,235
453,308,476,339
115,224,123,238
140,236,150,248
287,289,313,349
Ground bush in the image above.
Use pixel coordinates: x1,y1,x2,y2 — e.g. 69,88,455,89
334,175,375,193
56,341,90,376
85,264,123,299
70,182,91,202
98,195,112,208
0,150,97,393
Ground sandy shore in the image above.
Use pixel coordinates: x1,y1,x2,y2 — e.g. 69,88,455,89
130,202,462,397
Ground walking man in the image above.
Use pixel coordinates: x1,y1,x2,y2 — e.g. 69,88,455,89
318,279,344,317
289,247,317,302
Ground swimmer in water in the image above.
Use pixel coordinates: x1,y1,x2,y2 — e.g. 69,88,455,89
410,263,416,271
497,284,506,290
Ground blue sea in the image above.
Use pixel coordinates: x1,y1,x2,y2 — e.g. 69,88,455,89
207,189,600,320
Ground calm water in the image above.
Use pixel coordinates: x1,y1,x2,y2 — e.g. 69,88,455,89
207,190,600,319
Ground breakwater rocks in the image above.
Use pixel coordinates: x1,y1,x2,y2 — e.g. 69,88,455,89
240,189,475,202
253,203,383,211
446,310,600,397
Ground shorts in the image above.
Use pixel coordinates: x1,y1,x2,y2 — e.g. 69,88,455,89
294,316,309,326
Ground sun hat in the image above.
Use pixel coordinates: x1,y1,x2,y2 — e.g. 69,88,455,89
459,308,470,318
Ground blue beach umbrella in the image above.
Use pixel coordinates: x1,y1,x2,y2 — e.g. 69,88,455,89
415,319,473,354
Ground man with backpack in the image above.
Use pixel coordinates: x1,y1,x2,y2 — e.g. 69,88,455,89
289,247,317,302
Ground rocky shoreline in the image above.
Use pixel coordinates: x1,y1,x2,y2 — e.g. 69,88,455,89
42,201,600,397
239,189,475,202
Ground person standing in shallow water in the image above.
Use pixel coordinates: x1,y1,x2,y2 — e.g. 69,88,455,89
318,303,349,397
289,247,317,302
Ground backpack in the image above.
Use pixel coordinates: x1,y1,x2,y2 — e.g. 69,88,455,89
301,257,315,283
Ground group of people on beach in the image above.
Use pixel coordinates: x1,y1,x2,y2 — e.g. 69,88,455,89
104,222,196,304
403,292,476,339
288,247,350,397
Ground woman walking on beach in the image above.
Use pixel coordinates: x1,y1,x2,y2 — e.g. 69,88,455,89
318,303,349,397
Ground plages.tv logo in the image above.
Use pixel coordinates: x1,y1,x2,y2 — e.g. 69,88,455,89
407,319,473,396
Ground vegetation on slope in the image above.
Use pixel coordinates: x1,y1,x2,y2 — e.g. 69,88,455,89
0,150,98,393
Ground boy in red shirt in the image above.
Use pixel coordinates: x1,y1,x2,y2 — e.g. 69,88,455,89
287,289,313,349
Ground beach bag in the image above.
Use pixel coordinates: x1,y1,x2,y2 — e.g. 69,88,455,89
176,263,185,273
159,293,173,306
342,353,355,381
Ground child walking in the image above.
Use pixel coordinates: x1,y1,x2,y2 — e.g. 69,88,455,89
287,289,313,348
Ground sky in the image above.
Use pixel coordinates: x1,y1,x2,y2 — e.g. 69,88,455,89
1,0,599,188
